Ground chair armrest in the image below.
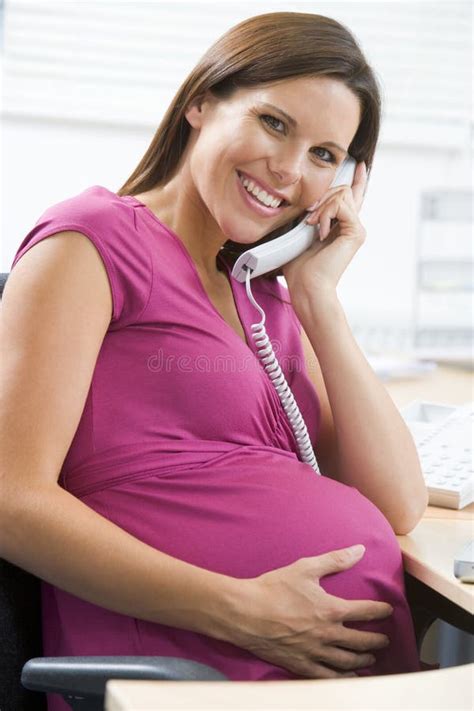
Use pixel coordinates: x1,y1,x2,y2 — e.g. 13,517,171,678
22,656,228,710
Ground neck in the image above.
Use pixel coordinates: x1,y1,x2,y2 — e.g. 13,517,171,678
136,170,229,281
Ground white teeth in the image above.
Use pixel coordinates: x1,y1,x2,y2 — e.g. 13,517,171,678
239,174,282,208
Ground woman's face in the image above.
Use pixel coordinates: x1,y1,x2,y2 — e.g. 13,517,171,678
184,75,361,245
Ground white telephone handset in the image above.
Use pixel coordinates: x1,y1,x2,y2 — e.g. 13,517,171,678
231,156,357,475
231,156,356,282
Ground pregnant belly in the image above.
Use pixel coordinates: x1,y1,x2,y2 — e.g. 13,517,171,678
65,448,418,679
94,447,401,585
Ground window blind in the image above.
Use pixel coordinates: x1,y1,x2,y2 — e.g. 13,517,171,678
2,0,472,148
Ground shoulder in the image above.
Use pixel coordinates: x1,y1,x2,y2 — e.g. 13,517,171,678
11,186,152,327
37,185,136,233
12,184,149,281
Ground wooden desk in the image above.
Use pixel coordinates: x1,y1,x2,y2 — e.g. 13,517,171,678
384,364,473,409
106,663,474,710
398,515,473,613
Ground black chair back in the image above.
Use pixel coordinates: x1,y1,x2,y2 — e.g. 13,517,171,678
0,272,8,297
0,560,46,711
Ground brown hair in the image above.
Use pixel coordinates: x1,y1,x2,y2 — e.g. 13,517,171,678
117,11,382,281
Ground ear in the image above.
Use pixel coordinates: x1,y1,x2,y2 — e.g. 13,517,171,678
185,93,207,129
185,91,217,129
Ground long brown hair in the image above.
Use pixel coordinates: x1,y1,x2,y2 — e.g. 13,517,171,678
117,11,382,280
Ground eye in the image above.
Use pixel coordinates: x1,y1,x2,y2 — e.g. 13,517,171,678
311,147,337,164
260,114,286,134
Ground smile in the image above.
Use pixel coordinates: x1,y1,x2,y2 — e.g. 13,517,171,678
237,171,288,209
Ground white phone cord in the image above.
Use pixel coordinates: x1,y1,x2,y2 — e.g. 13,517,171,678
244,268,321,475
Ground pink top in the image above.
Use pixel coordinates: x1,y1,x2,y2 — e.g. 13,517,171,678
12,185,320,491
11,186,419,711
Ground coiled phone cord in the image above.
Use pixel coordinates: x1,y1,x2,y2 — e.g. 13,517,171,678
244,268,321,475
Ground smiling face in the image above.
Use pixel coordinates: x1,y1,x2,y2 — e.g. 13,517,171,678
184,75,361,245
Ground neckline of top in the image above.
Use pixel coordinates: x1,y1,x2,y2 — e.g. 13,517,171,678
105,187,296,450
115,190,254,351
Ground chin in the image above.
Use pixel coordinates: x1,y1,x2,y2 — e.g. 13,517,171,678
221,222,265,246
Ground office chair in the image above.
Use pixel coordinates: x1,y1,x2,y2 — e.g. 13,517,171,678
0,271,226,711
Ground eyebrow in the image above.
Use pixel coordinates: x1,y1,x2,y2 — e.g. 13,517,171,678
260,102,349,156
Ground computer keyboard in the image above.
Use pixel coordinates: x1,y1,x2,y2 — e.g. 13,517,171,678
401,401,474,509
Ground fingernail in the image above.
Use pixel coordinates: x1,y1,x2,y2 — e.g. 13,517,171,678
348,544,365,556
309,199,320,211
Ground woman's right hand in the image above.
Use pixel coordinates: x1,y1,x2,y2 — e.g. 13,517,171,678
229,544,392,678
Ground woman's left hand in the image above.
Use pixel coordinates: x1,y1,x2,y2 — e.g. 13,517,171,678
282,161,368,298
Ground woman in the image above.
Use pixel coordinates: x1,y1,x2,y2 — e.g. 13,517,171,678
1,11,428,710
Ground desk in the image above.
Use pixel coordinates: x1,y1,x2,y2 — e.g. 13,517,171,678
106,367,474,710
398,510,473,614
385,366,474,616
106,664,474,710
383,364,473,409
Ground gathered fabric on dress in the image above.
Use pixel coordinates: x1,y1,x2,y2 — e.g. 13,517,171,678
12,186,420,711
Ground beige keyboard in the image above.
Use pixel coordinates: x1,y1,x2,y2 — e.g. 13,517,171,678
401,401,474,509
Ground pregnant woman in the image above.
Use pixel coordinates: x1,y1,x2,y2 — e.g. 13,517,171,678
1,12,428,711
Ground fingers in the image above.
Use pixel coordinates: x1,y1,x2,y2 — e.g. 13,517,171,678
316,646,376,671
312,626,390,672
307,161,367,225
310,544,366,577
306,187,360,240
306,186,349,225
318,211,333,241
308,663,360,679
340,598,393,623
335,627,390,653
249,548,395,680
295,662,359,680
295,643,377,676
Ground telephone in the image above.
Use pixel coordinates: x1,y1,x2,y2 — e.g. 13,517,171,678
231,156,357,474
231,156,356,282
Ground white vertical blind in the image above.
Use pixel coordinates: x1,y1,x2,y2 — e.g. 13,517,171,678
2,0,472,147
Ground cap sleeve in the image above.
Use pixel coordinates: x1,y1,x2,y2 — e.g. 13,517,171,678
10,186,152,329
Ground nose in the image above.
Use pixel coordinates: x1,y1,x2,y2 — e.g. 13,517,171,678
267,144,304,186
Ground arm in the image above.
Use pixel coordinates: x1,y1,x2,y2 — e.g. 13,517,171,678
0,232,237,640
299,309,428,535
284,162,428,535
